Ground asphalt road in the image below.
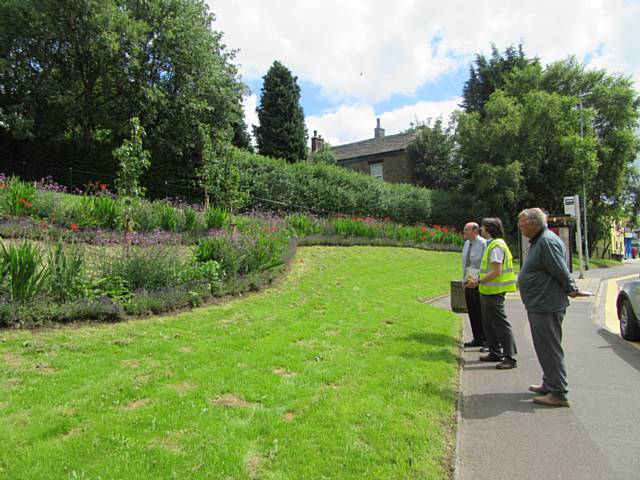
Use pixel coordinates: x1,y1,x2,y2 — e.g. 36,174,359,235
446,262,640,480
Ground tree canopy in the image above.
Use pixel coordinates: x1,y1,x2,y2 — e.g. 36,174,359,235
254,60,307,163
412,45,640,242
0,0,248,197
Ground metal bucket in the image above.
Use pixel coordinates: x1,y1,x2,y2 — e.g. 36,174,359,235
450,280,468,313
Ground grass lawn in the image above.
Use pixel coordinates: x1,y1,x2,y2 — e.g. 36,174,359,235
0,246,461,479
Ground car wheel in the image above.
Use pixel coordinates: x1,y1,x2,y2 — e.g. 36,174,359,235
619,298,640,341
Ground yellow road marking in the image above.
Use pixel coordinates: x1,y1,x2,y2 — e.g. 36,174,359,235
604,274,640,349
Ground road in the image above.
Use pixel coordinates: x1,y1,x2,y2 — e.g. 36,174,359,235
447,261,640,480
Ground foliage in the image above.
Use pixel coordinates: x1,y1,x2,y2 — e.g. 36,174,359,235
193,230,287,280
286,213,321,235
47,241,88,303
114,117,151,199
308,142,338,164
154,201,181,232
231,147,433,224
196,124,248,212
92,194,121,229
99,246,184,294
462,43,539,114
204,207,230,230
1,0,246,196
1,240,49,303
407,117,461,190
457,48,640,241
254,60,308,162
1,175,36,216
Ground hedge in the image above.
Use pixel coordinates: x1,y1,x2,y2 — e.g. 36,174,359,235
231,148,432,225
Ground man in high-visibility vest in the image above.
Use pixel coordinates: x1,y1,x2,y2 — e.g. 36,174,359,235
466,217,518,369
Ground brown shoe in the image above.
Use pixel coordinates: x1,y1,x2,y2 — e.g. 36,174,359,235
532,393,570,408
528,384,548,395
496,360,517,370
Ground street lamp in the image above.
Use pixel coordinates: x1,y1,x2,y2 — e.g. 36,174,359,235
578,92,591,270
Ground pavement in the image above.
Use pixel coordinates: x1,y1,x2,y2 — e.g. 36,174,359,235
434,261,640,480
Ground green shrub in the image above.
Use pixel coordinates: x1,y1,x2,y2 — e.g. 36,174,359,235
100,246,184,293
286,213,320,235
204,207,229,229
32,190,65,221
154,201,180,231
180,259,221,292
2,175,36,216
183,207,197,231
124,286,204,315
231,147,432,224
1,240,49,303
193,231,286,280
330,217,378,238
128,198,158,231
55,298,125,323
92,195,121,229
193,236,241,279
47,241,88,302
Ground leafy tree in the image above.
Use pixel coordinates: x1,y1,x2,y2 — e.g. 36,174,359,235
308,142,337,164
254,61,307,162
196,124,247,212
114,117,151,199
456,50,640,244
406,117,461,190
462,43,539,114
0,0,246,196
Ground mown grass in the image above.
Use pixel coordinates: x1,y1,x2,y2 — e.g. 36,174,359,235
0,246,461,479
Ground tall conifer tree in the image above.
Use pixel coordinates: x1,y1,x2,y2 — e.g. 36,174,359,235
254,61,307,162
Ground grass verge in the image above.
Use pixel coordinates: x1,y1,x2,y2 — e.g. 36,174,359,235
0,246,461,479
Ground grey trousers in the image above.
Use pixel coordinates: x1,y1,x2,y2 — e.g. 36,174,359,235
480,293,517,361
527,310,568,399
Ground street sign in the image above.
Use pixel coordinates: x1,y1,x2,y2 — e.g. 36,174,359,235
564,196,577,216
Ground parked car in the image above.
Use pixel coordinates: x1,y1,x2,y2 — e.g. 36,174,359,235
616,279,640,340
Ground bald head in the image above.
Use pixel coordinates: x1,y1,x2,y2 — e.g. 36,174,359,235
463,222,480,241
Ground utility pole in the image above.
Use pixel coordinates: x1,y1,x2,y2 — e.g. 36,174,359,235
575,194,585,279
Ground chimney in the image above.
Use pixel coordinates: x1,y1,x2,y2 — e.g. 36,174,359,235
374,118,385,138
311,130,325,153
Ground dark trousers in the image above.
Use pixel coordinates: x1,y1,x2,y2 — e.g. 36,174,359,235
464,286,485,342
480,293,517,361
527,310,568,399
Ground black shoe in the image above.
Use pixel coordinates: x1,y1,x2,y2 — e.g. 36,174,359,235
464,339,483,347
479,353,502,362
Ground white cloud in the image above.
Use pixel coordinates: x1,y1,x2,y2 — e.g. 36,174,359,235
208,0,640,104
305,98,461,146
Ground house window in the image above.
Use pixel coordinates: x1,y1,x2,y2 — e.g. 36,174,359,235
370,162,383,179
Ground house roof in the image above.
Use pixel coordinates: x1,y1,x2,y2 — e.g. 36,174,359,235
332,130,418,161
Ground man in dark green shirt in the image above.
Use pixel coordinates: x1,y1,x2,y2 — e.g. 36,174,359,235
518,208,585,407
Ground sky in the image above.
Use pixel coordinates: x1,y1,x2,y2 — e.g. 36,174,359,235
207,0,640,147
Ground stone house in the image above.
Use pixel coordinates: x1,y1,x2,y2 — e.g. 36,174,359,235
311,119,418,184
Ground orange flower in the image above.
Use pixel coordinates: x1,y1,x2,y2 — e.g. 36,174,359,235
69,223,79,231
18,197,33,207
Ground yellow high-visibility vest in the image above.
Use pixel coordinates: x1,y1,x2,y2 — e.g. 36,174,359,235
479,238,517,295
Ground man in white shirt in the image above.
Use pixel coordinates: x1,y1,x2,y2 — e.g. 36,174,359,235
461,222,487,347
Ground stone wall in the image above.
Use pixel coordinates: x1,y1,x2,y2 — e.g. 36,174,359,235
339,151,417,184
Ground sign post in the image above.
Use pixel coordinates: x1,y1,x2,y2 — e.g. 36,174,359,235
565,195,584,279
